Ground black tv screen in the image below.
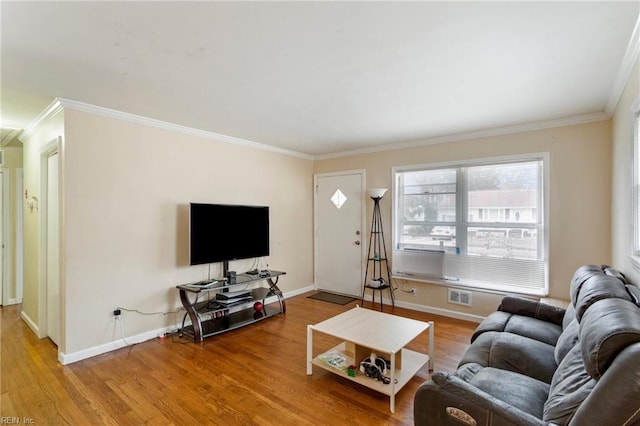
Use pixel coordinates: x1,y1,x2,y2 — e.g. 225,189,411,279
190,203,270,265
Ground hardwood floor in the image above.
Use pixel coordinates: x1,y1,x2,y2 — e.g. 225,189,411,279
0,292,477,425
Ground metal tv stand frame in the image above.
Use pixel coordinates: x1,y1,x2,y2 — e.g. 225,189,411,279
177,270,286,342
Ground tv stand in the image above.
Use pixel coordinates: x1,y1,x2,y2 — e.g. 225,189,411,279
176,270,286,342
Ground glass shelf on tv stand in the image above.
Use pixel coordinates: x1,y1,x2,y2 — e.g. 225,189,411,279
176,270,286,342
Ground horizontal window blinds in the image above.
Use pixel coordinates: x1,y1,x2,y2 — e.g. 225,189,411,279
392,249,545,293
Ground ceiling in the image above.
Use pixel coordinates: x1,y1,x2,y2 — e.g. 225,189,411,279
1,1,639,157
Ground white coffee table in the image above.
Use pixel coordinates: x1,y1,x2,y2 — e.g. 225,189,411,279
306,306,434,413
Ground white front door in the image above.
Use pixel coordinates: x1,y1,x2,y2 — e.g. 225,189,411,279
315,171,364,296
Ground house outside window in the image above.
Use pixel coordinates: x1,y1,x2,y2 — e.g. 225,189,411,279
392,154,548,295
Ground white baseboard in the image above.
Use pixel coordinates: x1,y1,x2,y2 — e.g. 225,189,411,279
59,324,176,365
58,284,483,365
284,284,315,298
20,309,43,337
59,284,316,365
377,297,485,323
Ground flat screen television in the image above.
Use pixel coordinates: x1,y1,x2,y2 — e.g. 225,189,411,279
189,203,270,266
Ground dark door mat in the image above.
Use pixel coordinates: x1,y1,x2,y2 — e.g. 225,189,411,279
308,292,358,305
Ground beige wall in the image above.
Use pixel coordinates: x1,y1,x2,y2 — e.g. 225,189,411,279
61,110,314,354
315,120,613,316
21,108,314,358
18,62,631,356
612,55,640,282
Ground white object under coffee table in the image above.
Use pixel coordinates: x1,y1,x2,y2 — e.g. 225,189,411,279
306,306,434,413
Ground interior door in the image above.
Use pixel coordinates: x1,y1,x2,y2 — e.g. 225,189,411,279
46,152,60,345
315,171,364,296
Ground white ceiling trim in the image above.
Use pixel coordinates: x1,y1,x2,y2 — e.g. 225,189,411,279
1,128,22,147
606,14,640,115
22,97,611,161
22,98,314,160
314,112,610,161
18,99,64,142
56,98,314,160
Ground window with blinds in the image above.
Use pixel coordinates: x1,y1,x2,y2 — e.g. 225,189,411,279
392,154,548,295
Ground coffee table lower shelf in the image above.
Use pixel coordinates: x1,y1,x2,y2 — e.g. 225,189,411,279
311,342,430,397
306,306,434,413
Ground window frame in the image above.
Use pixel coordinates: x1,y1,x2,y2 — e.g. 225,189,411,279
392,153,549,296
632,96,640,259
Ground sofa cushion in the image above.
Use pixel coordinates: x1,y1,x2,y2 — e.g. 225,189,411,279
627,284,640,306
554,318,580,365
499,296,565,326
462,365,550,419
574,275,632,322
543,344,595,424
580,298,640,379
504,314,562,346
603,265,630,282
562,303,576,329
472,311,562,346
459,331,557,384
471,311,511,343
570,264,608,303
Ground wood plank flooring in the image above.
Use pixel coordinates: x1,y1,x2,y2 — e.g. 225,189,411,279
0,292,477,425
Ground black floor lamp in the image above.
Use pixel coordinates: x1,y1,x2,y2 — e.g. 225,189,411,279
361,188,395,310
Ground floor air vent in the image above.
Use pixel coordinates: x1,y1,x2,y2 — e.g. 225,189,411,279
448,289,472,306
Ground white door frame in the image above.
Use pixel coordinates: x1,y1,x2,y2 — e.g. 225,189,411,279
0,168,12,307
2,169,10,305
38,137,62,344
0,171,4,306
313,169,367,292
15,168,23,303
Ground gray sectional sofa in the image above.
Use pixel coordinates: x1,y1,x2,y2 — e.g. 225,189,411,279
414,265,640,426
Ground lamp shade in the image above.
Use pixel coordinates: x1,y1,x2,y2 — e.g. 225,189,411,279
368,188,387,199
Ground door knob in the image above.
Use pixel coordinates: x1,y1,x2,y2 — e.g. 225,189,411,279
355,241,361,245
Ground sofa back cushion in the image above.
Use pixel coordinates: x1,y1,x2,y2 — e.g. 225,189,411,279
570,264,607,303
603,265,630,282
499,296,565,326
562,303,576,330
627,284,640,306
573,275,631,322
580,298,640,379
543,344,595,424
554,318,579,365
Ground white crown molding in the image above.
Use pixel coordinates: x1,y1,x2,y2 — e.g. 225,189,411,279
20,98,613,162
55,98,314,160
314,112,610,160
18,99,64,142
606,14,640,115
0,128,22,147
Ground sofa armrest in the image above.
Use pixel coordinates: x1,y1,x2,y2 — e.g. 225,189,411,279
568,343,640,424
414,372,546,426
498,296,565,326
